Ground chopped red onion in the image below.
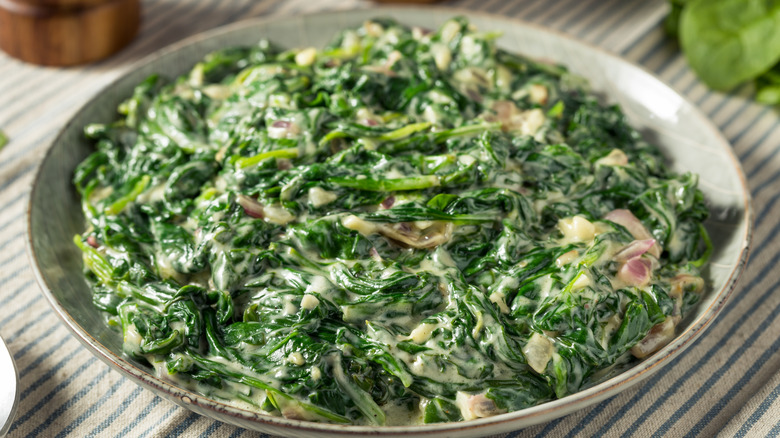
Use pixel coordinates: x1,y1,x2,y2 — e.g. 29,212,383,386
467,394,502,418
277,159,292,170
87,235,99,248
617,257,652,287
604,209,650,239
268,120,300,139
237,194,264,219
604,209,661,257
466,88,483,104
360,119,379,126
492,100,514,120
381,196,395,209
614,239,656,262
413,26,433,36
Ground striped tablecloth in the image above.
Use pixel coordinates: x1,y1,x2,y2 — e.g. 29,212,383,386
1,0,778,436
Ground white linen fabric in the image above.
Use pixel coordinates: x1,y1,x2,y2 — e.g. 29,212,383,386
1,0,777,436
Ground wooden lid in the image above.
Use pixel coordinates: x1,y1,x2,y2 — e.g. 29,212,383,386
0,0,141,66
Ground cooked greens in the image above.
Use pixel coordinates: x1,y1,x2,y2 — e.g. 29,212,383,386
73,17,710,425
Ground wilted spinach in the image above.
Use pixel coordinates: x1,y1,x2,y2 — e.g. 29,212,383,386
73,17,710,425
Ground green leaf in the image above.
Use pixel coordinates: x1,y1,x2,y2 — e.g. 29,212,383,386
235,147,299,169
422,398,461,423
327,175,441,192
105,175,150,215
755,62,780,104
680,0,780,90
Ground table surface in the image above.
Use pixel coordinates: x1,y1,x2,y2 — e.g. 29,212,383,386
1,0,779,436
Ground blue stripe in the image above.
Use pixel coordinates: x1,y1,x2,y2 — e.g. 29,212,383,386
18,332,73,377
19,347,83,401
7,306,52,342
505,427,523,438
0,275,32,307
0,72,70,125
703,83,748,113
533,415,565,438
9,356,98,434
685,83,712,105
480,0,506,14
506,0,549,20
563,395,616,436
729,106,770,151
619,27,661,56
11,318,58,360
745,128,779,180
0,247,31,272
737,110,774,160
645,47,679,77
1,72,89,128
53,373,125,438
24,366,111,438
659,293,780,436
752,185,780,231
197,419,224,438
769,421,780,438
138,405,180,438
500,0,542,18
545,0,600,28
228,426,252,438
0,69,39,106
0,230,24,255
0,136,52,185
88,386,144,436
224,0,263,24
700,102,755,144
679,69,710,96
523,0,580,23
734,382,780,437
0,191,28,228
574,0,625,40
591,0,657,46
112,395,164,438
666,63,691,87
166,411,202,437
0,276,37,314
0,287,41,329
636,36,669,65
701,92,739,122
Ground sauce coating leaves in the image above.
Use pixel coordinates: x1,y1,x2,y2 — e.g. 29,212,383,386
73,17,711,425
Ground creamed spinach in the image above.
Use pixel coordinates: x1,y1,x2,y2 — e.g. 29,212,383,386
73,17,711,425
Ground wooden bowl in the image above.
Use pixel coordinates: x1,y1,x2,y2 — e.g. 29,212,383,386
0,0,140,66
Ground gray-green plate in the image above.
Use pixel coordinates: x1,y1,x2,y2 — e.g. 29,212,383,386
25,7,752,437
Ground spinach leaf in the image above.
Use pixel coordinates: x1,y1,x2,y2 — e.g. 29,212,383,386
680,0,780,90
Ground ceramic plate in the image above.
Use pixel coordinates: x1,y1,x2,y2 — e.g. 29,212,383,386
26,7,752,437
